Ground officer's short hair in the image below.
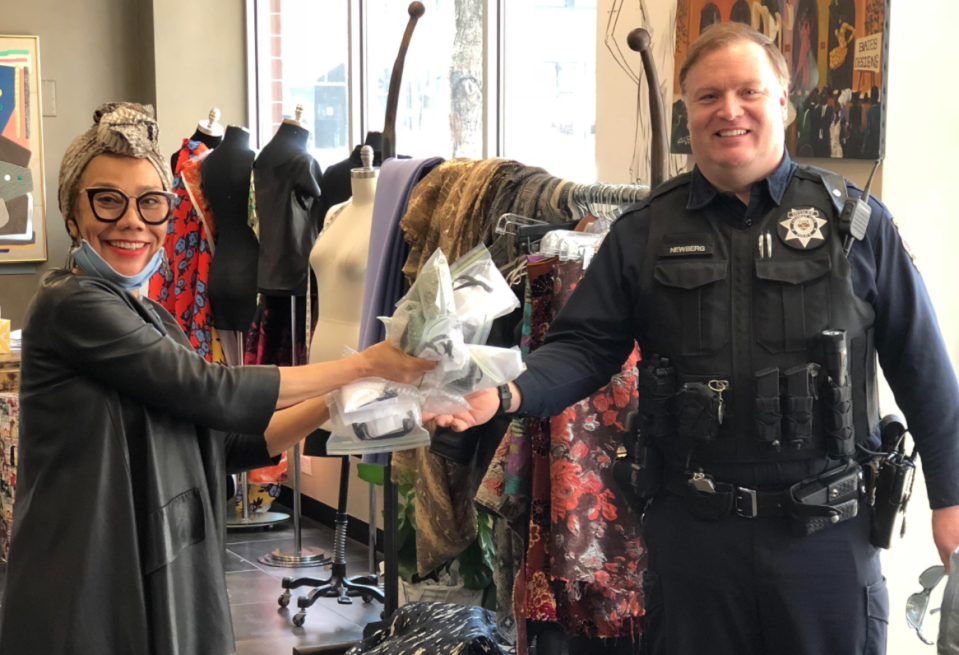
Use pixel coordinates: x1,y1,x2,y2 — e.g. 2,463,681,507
679,22,790,96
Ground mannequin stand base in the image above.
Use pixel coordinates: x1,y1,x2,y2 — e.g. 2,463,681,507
226,511,291,531
283,563,384,627
259,546,331,568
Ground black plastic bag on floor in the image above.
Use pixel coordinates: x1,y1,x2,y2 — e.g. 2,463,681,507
346,603,515,655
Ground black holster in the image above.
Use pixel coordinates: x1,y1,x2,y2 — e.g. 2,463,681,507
785,462,862,536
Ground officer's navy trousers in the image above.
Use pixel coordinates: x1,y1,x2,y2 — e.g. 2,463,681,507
642,494,888,655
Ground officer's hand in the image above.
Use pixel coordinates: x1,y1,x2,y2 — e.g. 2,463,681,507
423,387,500,432
932,506,959,571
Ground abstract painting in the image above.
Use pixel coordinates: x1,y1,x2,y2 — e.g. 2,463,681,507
670,0,889,160
0,35,46,263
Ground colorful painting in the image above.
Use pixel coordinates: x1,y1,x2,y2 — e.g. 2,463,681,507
670,0,888,160
0,35,46,263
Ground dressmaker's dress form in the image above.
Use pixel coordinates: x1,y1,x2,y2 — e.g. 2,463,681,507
308,155,377,437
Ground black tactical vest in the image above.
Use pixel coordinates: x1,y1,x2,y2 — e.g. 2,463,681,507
636,165,880,465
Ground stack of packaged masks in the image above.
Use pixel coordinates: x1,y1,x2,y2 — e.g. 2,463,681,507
326,245,523,455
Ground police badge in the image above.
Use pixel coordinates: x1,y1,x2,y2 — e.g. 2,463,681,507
778,207,828,250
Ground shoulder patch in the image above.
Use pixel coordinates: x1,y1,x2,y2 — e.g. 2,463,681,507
891,217,920,272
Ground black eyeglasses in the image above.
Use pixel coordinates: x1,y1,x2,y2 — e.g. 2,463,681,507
83,187,176,225
907,565,945,645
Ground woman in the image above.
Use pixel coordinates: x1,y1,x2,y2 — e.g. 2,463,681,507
0,103,434,655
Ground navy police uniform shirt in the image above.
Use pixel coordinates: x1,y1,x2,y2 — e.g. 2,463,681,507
514,152,959,509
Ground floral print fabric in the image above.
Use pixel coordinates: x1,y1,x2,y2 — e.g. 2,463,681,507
148,140,222,363
520,258,645,640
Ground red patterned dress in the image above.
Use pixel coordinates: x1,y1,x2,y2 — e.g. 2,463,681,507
148,140,222,362
522,257,645,640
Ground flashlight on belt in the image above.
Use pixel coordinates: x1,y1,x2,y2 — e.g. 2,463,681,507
822,329,848,387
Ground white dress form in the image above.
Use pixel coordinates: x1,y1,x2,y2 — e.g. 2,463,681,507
307,150,378,439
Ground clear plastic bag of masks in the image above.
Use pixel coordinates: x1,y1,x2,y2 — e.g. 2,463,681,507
325,379,430,455
449,244,521,345
419,345,524,415
379,245,525,415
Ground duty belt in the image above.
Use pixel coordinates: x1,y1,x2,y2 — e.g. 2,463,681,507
665,462,863,535
665,469,789,520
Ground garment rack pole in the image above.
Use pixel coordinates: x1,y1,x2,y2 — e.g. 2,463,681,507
259,296,329,567
227,332,290,530
369,482,378,581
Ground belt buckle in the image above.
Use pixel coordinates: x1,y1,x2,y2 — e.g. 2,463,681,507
736,487,758,518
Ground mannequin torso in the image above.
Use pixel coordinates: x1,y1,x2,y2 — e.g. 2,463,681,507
202,126,259,332
253,122,323,296
308,173,377,365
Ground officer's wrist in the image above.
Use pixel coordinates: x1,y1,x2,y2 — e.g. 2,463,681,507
506,382,522,414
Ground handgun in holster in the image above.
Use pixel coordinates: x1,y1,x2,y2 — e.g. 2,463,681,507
869,414,918,549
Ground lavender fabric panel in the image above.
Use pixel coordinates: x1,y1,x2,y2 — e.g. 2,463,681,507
359,156,445,351
359,156,444,466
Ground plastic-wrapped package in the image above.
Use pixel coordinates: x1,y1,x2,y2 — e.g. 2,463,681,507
443,345,524,396
410,249,456,319
325,379,430,455
450,244,521,345
355,246,525,453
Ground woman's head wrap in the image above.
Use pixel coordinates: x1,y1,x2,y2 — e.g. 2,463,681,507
58,102,173,239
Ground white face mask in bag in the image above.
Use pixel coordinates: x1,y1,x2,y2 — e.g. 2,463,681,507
325,379,430,455
450,244,521,345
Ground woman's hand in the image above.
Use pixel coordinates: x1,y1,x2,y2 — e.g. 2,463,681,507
358,340,437,384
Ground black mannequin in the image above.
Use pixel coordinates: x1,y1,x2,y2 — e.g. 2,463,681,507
201,126,258,332
254,121,311,169
253,119,323,296
171,128,223,174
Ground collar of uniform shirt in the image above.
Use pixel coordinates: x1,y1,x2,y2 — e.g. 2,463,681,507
686,150,797,214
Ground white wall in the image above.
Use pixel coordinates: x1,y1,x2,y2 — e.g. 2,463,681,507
152,0,249,159
0,0,143,329
595,1,948,652
876,0,957,651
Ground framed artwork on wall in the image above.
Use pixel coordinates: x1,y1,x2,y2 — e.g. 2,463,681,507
670,0,890,161
0,35,46,264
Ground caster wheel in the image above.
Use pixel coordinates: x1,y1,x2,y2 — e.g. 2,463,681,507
278,592,291,608
362,595,373,604
293,611,306,627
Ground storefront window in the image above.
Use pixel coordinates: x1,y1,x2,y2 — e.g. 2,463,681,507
252,0,349,170
365,0,484,159
249,0,597,175
502,0,597,182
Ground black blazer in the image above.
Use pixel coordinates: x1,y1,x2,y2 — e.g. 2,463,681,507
0,270,281,655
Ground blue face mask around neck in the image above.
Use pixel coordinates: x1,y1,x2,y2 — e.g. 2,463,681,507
70,239,163,292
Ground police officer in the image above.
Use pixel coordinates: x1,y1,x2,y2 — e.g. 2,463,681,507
427,22,959,655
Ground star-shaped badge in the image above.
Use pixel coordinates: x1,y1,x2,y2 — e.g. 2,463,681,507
778,207,828,249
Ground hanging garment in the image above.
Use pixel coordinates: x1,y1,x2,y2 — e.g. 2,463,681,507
345,602,514,655
480,257,644,647
241,293,316,487
358,156,445,351
148,140,223,363
523,257,644,640
399,158,516,281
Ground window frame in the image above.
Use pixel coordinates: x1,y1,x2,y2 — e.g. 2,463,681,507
245,0,588,164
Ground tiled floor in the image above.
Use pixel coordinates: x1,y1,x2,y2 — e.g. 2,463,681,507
0,508,384,655
225,511,383,654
